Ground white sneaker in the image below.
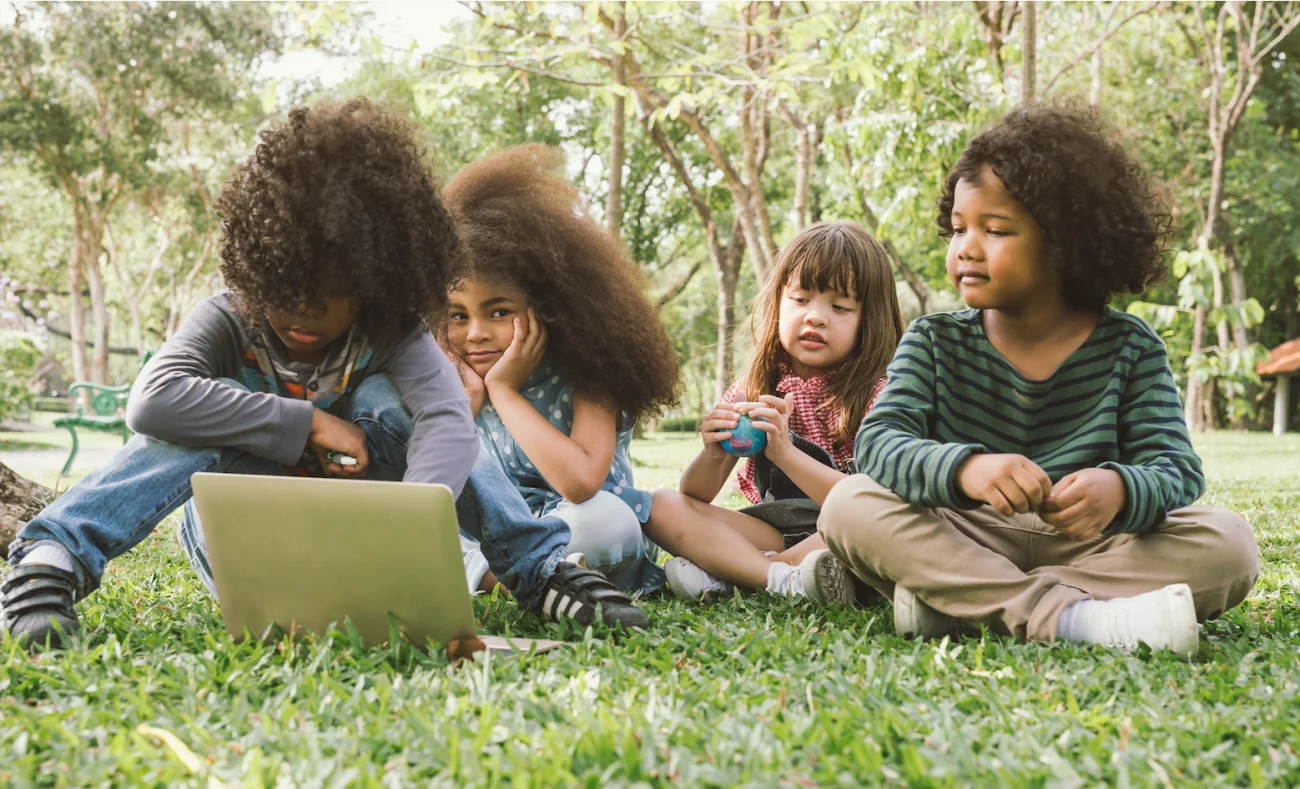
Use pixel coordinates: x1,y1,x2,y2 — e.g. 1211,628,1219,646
565,552,588,568
1065,584,1199,657
664,557,733,601
893,586,963,639
799,550,855,605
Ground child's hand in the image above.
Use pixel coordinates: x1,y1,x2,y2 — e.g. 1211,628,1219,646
955,453,1052,516
308,409,369,478
484,308,547,393
1040,468,1126,541
745,393,795,462
698,400,741,457
449,351,487,416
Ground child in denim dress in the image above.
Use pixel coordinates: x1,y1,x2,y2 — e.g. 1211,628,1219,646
440,145,680,599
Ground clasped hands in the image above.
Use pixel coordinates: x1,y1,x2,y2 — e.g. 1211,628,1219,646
955,454,1125,542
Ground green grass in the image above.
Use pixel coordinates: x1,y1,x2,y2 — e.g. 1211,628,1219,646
2,432,1298,787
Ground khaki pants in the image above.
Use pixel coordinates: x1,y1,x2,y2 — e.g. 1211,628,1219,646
818,475,1259,642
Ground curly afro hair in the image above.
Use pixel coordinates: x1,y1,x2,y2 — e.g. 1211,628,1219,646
937,103,1172,311
441,144,680,422
216,97,461,345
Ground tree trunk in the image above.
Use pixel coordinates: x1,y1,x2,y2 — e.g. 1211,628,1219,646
86,238,111,383
715,261,739,403
1185,304,1206,431
67,206,89,386
605,2,627,240
714,216,747,400
0,462,52,561
791,122,812,232
1228,261,1248,349
1022,0,1037,103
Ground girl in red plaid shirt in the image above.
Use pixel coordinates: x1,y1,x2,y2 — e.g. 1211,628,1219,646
644,222,904,603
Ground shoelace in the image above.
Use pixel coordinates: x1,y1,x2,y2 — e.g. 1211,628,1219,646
1097,601,1140,652
769,563,802,597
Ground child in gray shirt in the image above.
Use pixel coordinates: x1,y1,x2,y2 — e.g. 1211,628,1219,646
3,99,648,649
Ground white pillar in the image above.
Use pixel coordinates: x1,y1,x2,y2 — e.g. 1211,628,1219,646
1274,374,1292,436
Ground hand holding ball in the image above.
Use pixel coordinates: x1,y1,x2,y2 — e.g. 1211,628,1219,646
721,413,768,458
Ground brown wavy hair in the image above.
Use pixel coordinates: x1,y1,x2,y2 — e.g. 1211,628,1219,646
440,144,680,422
742,222,904,445
217,98,461,345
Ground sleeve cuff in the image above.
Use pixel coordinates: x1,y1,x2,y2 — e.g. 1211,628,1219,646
1097,461,1161,534
940,443,987,510
263,398,317,466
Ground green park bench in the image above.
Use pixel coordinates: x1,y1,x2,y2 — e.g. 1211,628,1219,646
54,351,153,477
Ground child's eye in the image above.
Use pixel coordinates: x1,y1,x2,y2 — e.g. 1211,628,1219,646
950,226,966,236
987,229,1009,237
448,312,468,322
833,304,854,313
492,308,512,319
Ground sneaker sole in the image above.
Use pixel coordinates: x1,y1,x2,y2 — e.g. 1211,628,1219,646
893,585,963,639
664,558,704,602
893,585,924,637
805,551,855,605
1159,583,1199,658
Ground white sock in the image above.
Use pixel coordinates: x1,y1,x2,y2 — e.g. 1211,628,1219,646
19,543,76,574
766,562,804,597
1057,599,1104,643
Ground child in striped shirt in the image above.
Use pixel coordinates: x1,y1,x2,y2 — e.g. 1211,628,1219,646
644,222,904,603
816,104,1258,656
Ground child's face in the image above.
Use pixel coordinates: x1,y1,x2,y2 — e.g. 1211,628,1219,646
266,296,359,359
945,166,1055,312
777,277,860,376
445,278,531,377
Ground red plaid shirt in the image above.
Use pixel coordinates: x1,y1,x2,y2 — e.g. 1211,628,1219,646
722,368,887,504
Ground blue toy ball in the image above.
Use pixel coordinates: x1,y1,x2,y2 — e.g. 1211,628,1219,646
721,414,768,458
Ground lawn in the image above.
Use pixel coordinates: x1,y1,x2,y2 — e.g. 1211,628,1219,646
2,432,1298,787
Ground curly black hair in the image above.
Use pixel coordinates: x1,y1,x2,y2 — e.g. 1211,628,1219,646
937,103,1172,311
216,97,461,345
441,144,680,422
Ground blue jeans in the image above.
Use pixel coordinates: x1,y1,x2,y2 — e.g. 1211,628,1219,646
9,375,572,608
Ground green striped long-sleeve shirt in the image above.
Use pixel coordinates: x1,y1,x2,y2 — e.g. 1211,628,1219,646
855,307,1203,534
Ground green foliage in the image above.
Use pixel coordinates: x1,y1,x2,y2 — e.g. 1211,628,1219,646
0,3,279,189
656,413,704,433
2,432,1298,785
3,1,1300,427
0,331,42,422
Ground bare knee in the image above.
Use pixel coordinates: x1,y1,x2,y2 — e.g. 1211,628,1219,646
646,489,695,543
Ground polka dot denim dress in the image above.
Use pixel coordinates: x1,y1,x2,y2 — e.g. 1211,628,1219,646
475,361,654,522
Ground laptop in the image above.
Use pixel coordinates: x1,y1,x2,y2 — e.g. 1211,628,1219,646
190,473,560,655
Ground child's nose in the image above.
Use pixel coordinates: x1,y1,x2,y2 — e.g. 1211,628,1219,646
956,233,983,261
467,320,492,340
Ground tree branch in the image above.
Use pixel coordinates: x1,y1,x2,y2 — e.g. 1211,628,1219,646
458,1,575,43
654,259,705,310
425,54,610,87
1041,2,1164,95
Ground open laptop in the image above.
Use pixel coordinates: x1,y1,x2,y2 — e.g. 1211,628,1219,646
190,473,560,655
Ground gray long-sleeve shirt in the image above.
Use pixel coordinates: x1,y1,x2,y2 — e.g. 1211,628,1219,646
125,292,479,497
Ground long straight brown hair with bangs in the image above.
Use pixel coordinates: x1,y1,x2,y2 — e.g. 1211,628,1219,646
741,221,905,446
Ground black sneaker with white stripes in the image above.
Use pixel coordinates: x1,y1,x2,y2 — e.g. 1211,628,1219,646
537,562,649,629
1,563,81,650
